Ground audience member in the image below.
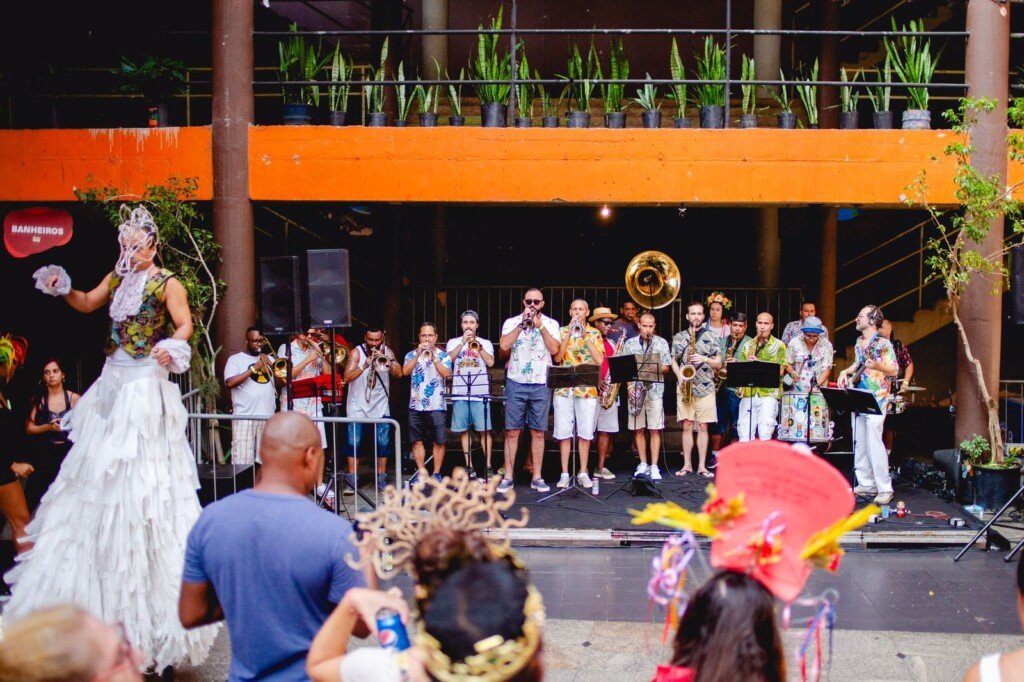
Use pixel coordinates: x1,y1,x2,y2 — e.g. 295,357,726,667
963,553,1024,682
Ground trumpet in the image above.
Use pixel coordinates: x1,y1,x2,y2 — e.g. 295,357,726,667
467,339,482,352
569,317,585,338
519,310,536,330
420,347,435,361
365,348,392,400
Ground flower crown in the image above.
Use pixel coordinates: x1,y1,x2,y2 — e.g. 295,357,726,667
706,291,732,310
0,334,29,382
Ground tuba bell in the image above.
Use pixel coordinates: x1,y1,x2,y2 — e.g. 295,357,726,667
625,250,681,310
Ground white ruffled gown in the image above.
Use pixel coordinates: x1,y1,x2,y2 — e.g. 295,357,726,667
4,348,218,670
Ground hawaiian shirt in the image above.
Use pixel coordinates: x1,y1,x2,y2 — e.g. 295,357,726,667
720,334,751,395
501,315,561,385
853,334,895,409
554,325,603,398
622,334,670,400
781,319,829,345
785,334,834,393
404,349,454,412
671,328,721,399
737,335,787,399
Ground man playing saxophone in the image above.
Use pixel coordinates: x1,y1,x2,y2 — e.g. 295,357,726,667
737,312,787,442
622,313,671,480
712,312,751,448
670,302,722,478
590,307,623,480
445,310,495,480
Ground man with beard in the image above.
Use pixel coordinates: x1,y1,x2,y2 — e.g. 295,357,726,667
224,327,279,465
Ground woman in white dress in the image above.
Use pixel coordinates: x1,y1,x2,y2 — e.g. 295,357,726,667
7,205,217,671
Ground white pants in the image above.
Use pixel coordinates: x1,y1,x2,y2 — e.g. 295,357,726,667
852,413,892,494
737,397,779,441
596,399,619,433
553,395,598,441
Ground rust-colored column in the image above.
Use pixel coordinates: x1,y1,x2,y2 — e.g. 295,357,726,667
757,208,781,289
212,0,254,363
819,208,837,333
818,0,839,129
956,0,1009,444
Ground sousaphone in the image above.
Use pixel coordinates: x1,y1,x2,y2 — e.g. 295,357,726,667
625,250,681,309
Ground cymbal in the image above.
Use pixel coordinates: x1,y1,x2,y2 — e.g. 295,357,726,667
902,385,926,392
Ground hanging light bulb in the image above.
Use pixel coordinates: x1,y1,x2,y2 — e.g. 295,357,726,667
598,205,613,220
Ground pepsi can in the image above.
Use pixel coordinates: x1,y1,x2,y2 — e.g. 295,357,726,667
376,607,411,651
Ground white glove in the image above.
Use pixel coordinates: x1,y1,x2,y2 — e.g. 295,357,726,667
33,265,71,296
152,339,192,374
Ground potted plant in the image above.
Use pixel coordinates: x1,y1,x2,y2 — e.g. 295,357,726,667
739,54,757,128
839,67,861,130
115,54,187,127
796,59,819,128
633,74,661,128
513,54,534,128
446,67,465,126
765,70,796,129
363,37,389,126
414,82,440,127
959,435,1022,511
471,5,512,127
668,38,689,128
693,36,726,128
866,55,894,129
884,17,939,130
393,61,414,127
539,72,561,128
277,24,329,125
327,44,352,126
600,38,628,129
561,40,600,128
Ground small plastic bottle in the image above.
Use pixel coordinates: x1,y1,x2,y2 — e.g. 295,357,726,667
592,475,600,496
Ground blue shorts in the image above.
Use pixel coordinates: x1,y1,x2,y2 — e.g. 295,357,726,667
504,380,551,432
344,422,392,458
409,410,446,446
450,400,492,432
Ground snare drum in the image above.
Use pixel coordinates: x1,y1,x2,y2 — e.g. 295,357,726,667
887,394,907,415
777,392,831,443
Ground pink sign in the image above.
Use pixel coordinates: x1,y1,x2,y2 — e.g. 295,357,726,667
4,207,73,258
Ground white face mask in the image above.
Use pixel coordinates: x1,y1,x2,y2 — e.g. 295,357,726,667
114,205,158,277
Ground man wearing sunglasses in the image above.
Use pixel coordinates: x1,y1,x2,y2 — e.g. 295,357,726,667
497,288,560,493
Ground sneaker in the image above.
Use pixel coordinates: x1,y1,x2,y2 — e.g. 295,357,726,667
343,474,357,496
634,462,650,477
853,485,877,496
649,465,662,481
873,491,894,505
432,473,443,483
497,477,514,493
577,472,593,489
556,473,571,488
408,470,424,488
376,473,388,492
465,465,477,480
531,478,550,492
597,467,616,480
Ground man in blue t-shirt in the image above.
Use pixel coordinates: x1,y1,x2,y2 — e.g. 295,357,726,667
179,412,368,681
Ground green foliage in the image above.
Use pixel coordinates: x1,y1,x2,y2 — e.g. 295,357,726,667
764,69,793,114
840,67,861,113
865,55,892,113
960,434,1021,470
446,66,465,117
413,81,440,116
795,59,819,125
537,69,561,118
278,24,330,106
515,53,534,119
363,37,389,115
114,54,187,103
74,178,224,410
560,40,601,113
471,5,513,105
633,73,659,112
884,17,939,111
327,44,352,113
600,38,628,113
740,55,756,116
693,36,726,108
394,61,413,121
667,38,687,117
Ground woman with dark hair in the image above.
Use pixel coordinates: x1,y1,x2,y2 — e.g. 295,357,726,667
23,358,79,512
655,570,785,682
963,553,1024,682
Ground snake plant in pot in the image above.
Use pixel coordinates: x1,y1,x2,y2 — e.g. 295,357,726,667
884,18,939,130
668,38,689,128
327,44,352,126
795,59,819,128
739,55,757,128
513,55,535,127
393,61,414,127
278,23,330,125
414,82,440,127
633,74,661,128
694,36,726,128
600,38,628,128
363,37,389,126
446,67,465,126
865,55,894,129
539,75,562,128
561,40,600,128
765,70,796,129
839,67,861,130
471,5,512,127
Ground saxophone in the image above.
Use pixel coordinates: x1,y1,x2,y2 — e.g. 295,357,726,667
714,336,738,391
677,326,697,405
628,335,653,416
599,334,626,409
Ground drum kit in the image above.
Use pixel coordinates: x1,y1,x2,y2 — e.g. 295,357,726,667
777,384,926,445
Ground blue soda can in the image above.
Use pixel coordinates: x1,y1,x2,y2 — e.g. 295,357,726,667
376,607,411,651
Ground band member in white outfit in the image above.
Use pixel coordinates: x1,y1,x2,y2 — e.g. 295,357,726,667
737,313,787,441
445,310,495,479
223,327,278,465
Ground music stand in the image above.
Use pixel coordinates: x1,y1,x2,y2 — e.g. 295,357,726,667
819,386,883,496
538,364,603,504
450,365,495,481
606,351,667,500
726,360,782,441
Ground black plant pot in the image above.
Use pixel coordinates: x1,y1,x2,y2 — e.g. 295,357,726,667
971,465,1022,511
777,112,797,129
839,111,859,130
329,111,348,126
604,112,626,128
873,111,894,129
449,115,466,127
283,103,313,125
148,104,170,128
641,110,662,129
481,102,507,128
367,112,388,127
739,113,757,129
566,111,591,128
674,117,690,129
902,109,931,130
542,116,559,128
514,116,532,128
698,105,725,128
419,112,438,127
393,119,408,127
809,123,820,129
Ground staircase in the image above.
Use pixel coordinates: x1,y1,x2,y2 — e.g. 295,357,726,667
834,299,951,372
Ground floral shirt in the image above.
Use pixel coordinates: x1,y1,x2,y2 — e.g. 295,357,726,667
501,315,560,385
404,349,453,412
671,328,721,399
853,334,895,409
888,339,913,392
622,335,670,400
554,325,603,398
785,334,834,393
737,336,787,399
107,268,174,358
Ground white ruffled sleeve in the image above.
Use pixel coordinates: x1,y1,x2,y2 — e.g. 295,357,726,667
32,265,72,296
152,339,192,374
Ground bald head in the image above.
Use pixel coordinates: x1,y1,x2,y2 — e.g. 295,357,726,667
259,412,322,468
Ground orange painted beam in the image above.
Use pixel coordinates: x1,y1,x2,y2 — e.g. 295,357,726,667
249,126,969,207
0,128,213,201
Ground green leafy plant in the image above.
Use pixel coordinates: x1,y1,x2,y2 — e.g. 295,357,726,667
633,73,660,112
667,38,687,118
839,67,861,114
884,17,939,111
363,37,389,115
514,53,534,119
795,58,819,125
114,55,187,104
471,5,512,105
764,69,793,114
740,55,756,116
394,61,413,121
446,66,465,117
413,82,440,115
693,36,726,108
560,40,601,113
537,70,561,118
865,55,893,113
327,44,352,113
960,434,1021,471
600,38,628,113
277,23,330,106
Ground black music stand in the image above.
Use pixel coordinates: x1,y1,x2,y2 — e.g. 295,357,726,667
726,360,782,441
605,351,667,499
538,364,603,504
819,386,883,495
450,364,497,481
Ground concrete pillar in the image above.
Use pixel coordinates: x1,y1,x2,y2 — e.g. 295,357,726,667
753,0,782,90
422,0,448,79
819,208,837,333
212,0,254,361
757,208,781,289
818,0,840,129
955,1,1009,444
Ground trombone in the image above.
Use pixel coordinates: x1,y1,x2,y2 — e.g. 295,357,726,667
308,331,348,366
251,337,289,382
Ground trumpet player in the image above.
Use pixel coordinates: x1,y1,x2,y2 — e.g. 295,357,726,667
223,327,279,465
671,303,722,478
737,313,787,442
402,322,454,484
445,311,495,480
622,313,671,480
343,327,401,492
277,329,330,448
591,307,622,480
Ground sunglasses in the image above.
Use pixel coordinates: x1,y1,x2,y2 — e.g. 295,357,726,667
524,298,543,305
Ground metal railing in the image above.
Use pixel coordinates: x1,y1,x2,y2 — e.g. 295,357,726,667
998,381,1024,448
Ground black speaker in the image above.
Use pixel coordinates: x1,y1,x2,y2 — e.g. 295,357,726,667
629,473,660,496
816,450,855,486
260,256,303,333
306,249,352,327
1012,245,1024,324
197,463,256,507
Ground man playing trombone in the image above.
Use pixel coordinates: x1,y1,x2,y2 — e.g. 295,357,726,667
445,310,495,480
223,327,278,465
402,322,453,484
